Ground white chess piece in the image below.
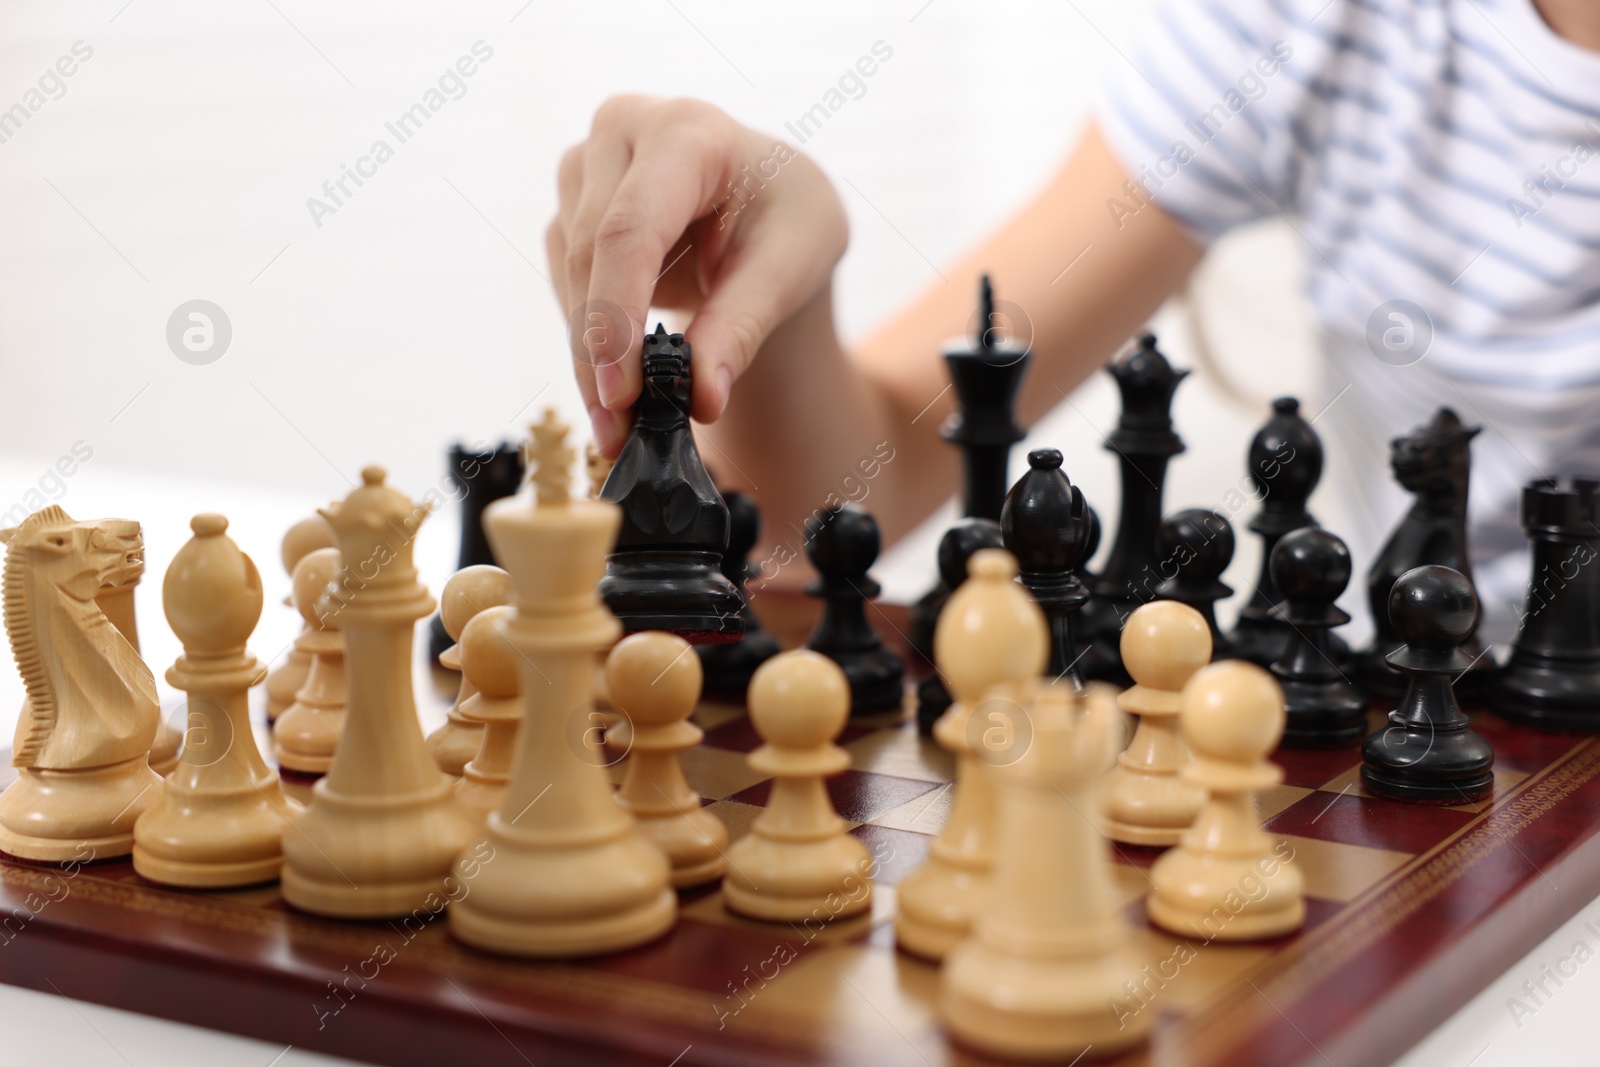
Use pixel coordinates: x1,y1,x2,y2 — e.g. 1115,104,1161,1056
609,631,729,888
448,410,675,957
1102,600,1209,845
1148,660,1305,941
426,565,512,779
134,514,289,887
897,548,1048,959
273,548,346,776
265,515,335,723
722,649,873,922
941,679,1151,1058
453,605,521,825
280,467,476,918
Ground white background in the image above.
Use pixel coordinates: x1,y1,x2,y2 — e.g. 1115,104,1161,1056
0,1,1578,1064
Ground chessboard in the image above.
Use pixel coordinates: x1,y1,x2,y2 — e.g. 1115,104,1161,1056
1,595,1599,1067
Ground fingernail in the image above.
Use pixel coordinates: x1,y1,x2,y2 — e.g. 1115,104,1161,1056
714,364,733,417
589,406,617,451
596,362,624,409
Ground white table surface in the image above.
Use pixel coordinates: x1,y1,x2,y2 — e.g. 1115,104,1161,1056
0,454,1593,1067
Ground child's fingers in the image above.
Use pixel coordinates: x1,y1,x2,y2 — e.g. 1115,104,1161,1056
547,217,628,456
686,176,847,424
562,137,632,378
584,115,734,414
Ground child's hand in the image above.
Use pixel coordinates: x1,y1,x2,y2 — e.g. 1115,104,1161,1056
547,95,848,454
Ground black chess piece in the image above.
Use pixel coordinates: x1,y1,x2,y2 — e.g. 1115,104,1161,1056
915,518,1004,733
1079,334,1188,685
1362,565,1495,802
697,490,782,699
1071,501,1103,669
1269,527,1367,748
1488,478,1600,731
1002,449,1093,686
598,325,744,641
1078,500,1102,589
1153,508,1235,659
1355,409,1488,701
805,504,906,715
1228,397,1326,667
908,276,1031,661
426,440,524,662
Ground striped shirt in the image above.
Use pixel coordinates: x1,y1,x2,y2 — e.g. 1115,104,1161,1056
1097,0,1600,642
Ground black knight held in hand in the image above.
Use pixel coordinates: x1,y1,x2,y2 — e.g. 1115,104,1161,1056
597,325,744,643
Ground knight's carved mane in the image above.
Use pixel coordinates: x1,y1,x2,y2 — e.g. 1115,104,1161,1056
2,504,72,765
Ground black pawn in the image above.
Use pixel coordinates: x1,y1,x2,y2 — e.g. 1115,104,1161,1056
915,518,1005,733
697,490,781,699
427,441,524,662
1002,449,1093,686
1080,334,1188,685
1489,478,1600,730
1269,527,1367,748
805,504,905,715
1355,408,1487,700
1153,508,1235,659
598,325,744,641
1229,397,1325,667
1362,566,1495,802
908,276,1031,660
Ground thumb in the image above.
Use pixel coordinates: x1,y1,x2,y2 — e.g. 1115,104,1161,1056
684,233,812,424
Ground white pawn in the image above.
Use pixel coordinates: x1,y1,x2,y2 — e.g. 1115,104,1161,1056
426,565,512,779
897,548,1048,960
273,548,346,775
1148,661,1305,941
609,631,728,888
941,680,1151,1058
265,515,336,723
454,605,520,825
1102,601,1209,846
723,650,873,922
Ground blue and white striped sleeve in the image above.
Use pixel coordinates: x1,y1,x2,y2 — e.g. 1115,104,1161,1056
1094,0,1315,244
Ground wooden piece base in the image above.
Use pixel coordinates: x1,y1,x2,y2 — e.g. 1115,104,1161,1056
0,758,163,862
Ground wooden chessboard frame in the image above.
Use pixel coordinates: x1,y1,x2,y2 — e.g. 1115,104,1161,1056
2,594,1600,1067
